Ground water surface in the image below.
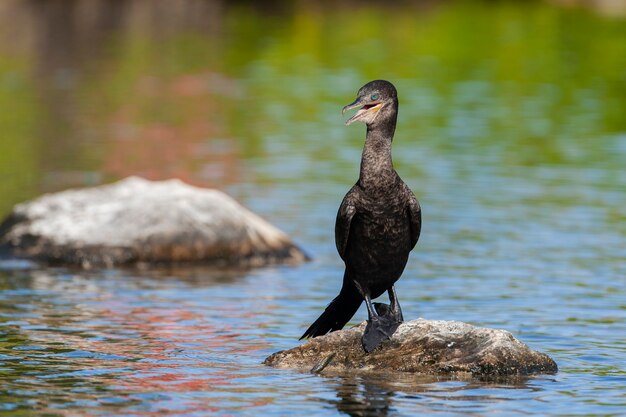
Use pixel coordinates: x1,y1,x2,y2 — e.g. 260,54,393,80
0,1,625,416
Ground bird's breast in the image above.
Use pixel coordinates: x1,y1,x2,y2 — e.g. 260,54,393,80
350,197,411,254
357,203,408,239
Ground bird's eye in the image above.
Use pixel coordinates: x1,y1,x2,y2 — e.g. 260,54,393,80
371,94,379,101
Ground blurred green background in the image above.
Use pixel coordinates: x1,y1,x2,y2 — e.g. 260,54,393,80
0,0,624,216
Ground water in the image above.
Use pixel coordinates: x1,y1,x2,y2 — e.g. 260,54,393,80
1,1,625,415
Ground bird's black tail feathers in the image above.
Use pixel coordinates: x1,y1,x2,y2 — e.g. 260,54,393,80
300,285,362,339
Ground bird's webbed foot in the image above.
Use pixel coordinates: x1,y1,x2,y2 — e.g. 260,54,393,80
362,312,401,353
362,295,402,353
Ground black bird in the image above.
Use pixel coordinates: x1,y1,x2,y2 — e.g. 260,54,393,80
301,80,421,352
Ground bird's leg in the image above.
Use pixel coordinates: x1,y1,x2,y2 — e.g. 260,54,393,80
388,285,404,323
364,294,379,319
362,294,400,353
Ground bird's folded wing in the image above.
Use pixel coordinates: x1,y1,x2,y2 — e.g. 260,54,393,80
335,190,358,260
406,187,421,249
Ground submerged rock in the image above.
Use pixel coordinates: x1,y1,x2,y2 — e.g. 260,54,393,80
265,319,557,376
0,177,308,269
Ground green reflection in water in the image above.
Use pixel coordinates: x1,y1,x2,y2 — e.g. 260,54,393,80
235,3,626,163
0,0,624,213
0,57,42,216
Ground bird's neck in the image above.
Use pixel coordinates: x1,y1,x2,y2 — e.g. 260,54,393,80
358,124,396,188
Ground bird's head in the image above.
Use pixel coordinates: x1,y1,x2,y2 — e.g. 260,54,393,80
342,80,398,127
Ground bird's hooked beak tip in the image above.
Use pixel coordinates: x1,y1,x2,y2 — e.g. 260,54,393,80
342,96,384,126
342,98,361,115
342,97,366,125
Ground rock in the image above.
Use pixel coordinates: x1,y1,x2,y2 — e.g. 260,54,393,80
264,319,557,376
0,177,308,269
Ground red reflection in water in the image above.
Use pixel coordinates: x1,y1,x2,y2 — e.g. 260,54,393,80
104,73,242,189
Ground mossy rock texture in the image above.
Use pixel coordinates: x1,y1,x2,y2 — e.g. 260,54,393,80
265,319,557,377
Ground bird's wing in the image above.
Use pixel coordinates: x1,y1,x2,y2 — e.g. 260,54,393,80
405,185,422,249
335,188,358,261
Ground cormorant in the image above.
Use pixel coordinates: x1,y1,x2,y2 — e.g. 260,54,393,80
301,80,422,352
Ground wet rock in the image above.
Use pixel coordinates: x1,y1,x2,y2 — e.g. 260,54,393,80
264,319,557,376
0,177,308,269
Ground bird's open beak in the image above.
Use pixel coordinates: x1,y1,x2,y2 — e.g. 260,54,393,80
342,97,384,126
